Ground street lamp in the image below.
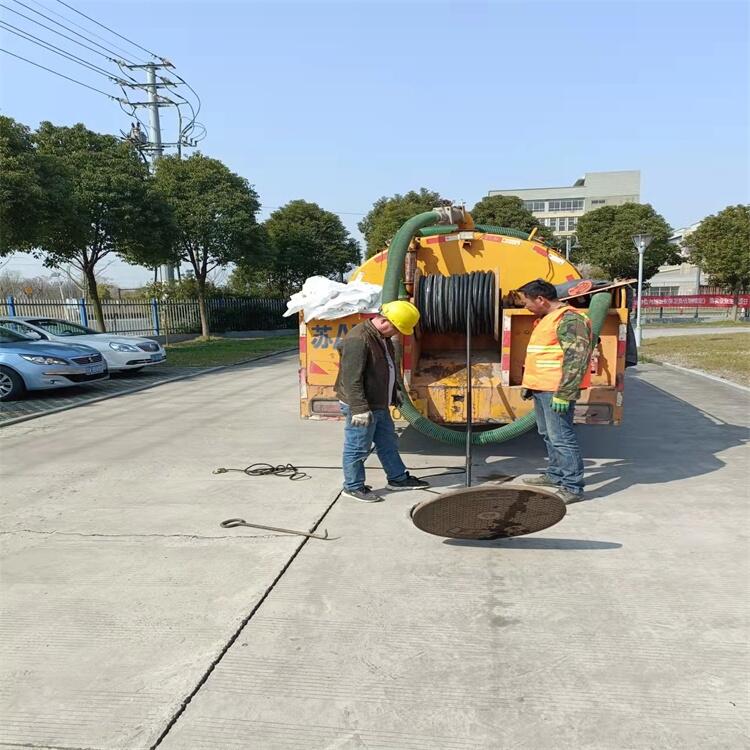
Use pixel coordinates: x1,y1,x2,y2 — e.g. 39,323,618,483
49,271,65,301
564,234,580,261
631,233,653,345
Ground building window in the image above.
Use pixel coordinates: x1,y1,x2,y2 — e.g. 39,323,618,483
646,286,679,296
523,200,546,212
591,199,606,205
548,199,584,212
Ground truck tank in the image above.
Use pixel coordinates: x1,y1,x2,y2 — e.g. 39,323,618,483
298,207,630,444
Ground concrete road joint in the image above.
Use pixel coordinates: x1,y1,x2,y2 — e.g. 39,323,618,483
0,347,297,428
0,742,101,750
149,487,344,749
0,529,290,540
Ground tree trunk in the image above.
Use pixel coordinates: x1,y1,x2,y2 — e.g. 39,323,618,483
84,265,106,332
196,277,210,338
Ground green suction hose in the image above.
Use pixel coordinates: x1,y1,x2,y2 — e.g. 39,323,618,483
418,224,533,241
381,211,612,445
382,210,440,302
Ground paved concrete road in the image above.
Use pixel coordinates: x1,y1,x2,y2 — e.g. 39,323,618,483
0,365,205,426
1,357,748,749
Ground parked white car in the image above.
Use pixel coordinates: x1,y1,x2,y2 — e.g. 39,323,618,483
0,317,166,372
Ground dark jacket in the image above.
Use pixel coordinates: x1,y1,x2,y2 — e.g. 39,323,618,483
334,320,399,414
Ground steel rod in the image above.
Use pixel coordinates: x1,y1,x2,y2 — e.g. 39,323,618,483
466,291,473,487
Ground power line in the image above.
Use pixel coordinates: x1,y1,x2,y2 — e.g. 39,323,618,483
24,0,147,63
0,2,123,61
169,69,201,119
6,0,139,61
3,0,205,153
0,19,127,81
54,0,161,61
0,47,122,99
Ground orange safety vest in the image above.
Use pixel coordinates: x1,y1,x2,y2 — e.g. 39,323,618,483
522,305,593,392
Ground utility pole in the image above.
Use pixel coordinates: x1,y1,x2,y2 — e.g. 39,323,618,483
122,61,176,283
145,64,164,163
145,63,173,284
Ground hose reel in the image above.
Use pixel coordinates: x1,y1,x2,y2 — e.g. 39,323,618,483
415,271,496,336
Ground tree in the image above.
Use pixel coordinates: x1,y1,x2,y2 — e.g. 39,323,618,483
234,200,360,298
140,274,224,302
0,116,69,256
574,203,677,281
470,195,556,245
32,122,174,330
687,205,750,293
153,153,263,337
358,188,445,257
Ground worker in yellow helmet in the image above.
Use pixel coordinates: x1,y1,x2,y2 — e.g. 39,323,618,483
334,300,428,502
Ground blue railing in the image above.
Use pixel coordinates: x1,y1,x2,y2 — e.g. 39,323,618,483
0,296,295,336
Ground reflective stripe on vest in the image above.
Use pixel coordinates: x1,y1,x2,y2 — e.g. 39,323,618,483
521,306,592,392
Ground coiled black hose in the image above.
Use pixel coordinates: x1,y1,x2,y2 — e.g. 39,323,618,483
416,272,496,335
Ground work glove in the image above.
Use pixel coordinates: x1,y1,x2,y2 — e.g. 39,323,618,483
394,384,405,407
521,388,533,401
551,396,570,413
350,410,373,427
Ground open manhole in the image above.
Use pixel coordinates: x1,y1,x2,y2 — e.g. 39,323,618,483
411,484,566,540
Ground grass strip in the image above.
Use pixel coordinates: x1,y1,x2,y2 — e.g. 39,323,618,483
640,333,750,386
163,335,296,368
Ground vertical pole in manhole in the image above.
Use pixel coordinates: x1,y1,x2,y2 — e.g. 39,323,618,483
466,288,473,488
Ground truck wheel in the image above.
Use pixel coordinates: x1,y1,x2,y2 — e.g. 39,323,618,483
0,366,26,402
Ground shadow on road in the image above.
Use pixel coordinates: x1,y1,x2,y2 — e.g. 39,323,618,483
444,538,622,550
397,372,750,501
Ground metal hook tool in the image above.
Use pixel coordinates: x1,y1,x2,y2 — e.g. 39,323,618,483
220,518,333,540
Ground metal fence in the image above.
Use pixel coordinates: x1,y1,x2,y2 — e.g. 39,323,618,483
0,296,295,336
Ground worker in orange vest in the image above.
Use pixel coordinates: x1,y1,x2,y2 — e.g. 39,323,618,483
517,279,593,503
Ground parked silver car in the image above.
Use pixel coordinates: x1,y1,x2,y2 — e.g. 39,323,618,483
0,317,166,373
0,326,108,401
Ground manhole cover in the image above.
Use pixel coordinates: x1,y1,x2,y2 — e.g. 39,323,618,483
411,484,566,539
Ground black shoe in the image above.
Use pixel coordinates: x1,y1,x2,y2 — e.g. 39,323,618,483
341,485,384,503
386,474,429,491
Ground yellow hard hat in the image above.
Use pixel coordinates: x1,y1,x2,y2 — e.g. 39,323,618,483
380,300,420,335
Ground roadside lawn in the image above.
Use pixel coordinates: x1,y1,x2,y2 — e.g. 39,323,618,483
163,336,296,367
640,333,750,386
644,320,750,328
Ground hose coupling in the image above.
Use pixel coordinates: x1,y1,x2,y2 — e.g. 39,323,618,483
433,205,465,225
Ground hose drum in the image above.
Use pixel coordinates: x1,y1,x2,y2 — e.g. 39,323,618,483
416,271,496,335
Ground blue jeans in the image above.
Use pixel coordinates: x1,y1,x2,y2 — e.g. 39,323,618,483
532,391,584,495
340,404,408,491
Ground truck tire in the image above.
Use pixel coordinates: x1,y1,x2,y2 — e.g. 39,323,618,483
0,366,26,402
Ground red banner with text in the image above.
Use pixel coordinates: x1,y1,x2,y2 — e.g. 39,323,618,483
637,294,750,307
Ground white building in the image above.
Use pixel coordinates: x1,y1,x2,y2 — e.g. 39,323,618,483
488,170,641,240
648,221,704,295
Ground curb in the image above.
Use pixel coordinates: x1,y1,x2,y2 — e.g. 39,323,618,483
0,348,297,429
652,361,750,393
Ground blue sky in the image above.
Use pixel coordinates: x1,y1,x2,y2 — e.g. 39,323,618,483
1,0,748,287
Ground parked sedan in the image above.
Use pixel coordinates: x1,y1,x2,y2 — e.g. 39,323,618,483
0,326,108,401
0,317,166,372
